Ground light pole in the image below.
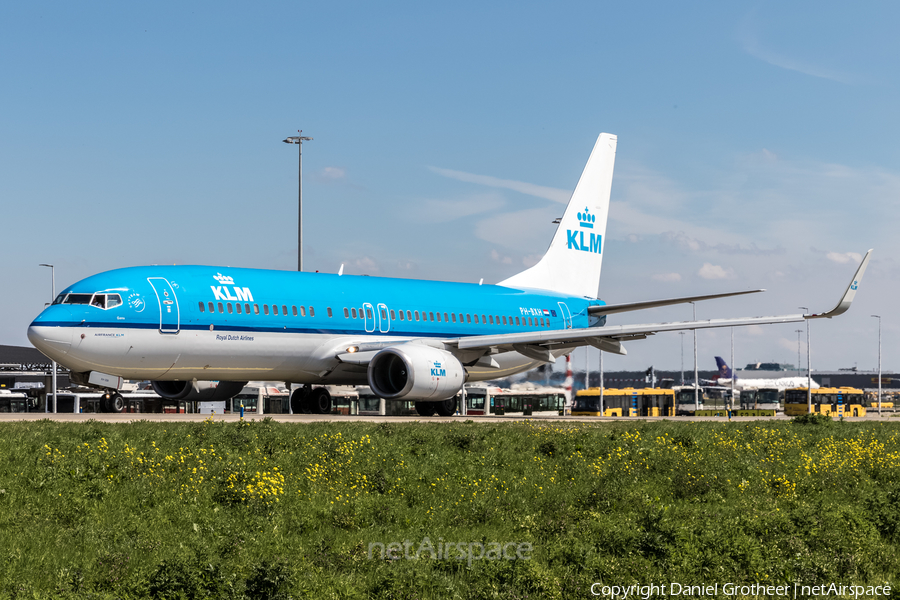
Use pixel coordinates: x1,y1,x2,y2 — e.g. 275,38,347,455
599,349,604,416
584,346,589,391
679,331,685,385
730,328,735,415
795,329,803,374
800,307,811,414
283,132,313,272
39,264,56,414
873,315,882,417
693,303,699,411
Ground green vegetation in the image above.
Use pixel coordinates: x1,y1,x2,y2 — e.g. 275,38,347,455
1,418,899,598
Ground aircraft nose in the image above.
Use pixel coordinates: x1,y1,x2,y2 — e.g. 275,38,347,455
27,306,74,361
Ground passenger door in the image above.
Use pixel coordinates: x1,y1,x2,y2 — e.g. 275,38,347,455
362,303,376,333
557,302,573,329
377,303,391,333
147,278,180,334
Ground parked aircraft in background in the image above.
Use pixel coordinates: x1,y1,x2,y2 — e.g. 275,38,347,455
27,133,869,416
713,357,819,391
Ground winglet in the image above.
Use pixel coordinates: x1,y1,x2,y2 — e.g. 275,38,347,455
807,249,872,319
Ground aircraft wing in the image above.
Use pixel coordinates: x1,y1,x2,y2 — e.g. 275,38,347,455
588,289,764,315
447,249,873,361
338,250,871,366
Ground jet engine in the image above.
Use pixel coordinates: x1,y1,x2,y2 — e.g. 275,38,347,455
150,380,248,402
367,345,464,401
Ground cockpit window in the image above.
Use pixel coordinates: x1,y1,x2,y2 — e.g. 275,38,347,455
52,294,66,305
61,293,123,309
63,294,94,305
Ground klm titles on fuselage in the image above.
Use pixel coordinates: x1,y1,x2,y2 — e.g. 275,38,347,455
567,208,602,254
210,273,254,303
211,285,254,302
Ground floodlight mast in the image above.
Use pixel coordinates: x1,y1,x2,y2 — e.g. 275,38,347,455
39,264,56,413
873,315,882,417
800,307,811,413
283,132,313,272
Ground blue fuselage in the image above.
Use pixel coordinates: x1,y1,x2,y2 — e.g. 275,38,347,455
28,265,605,384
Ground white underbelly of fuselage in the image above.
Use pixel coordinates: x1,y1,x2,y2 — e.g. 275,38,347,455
31,325,552,385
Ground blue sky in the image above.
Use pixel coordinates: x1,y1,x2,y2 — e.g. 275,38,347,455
3,1,898,374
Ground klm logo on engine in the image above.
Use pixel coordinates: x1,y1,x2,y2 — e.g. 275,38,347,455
211,273,254,302
566,207,602,254
431,361,446,377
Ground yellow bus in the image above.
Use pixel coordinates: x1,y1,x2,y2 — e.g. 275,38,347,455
573,387,675,417
784,386,866,417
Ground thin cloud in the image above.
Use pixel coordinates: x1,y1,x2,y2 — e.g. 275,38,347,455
826,251,863,265
778,337,800,353
352,256,379,273
474,206,559,253
490,249,513,265
698,263,735,280
311,166,348,183
663,231,786,256
739,17,854,84
321,167,346,180
413,192,505,223
429,166,571,204
652,272,682,282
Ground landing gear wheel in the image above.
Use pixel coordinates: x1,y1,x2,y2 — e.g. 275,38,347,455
100,394,111,413
434,398,457,417
290,388,310,414
415,402,437,417
109,393,126,413
310,387,332,414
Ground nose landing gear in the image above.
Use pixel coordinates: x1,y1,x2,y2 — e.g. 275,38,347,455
101,392,125,413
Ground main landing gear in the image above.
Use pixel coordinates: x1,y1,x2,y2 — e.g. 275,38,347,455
415,399,456,417
290,386,332,415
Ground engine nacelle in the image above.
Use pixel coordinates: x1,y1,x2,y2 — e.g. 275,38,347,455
367,345,464,401
150,380,248,402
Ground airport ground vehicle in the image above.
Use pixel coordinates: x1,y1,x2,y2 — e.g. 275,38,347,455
0,390,33,412
572,387,675,416
42,391,163,413
673,386,715,415
737,387,781,410
463,385,566,416
229,384,289,414
784,386,866,417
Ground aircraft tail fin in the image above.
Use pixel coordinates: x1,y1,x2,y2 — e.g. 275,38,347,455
498,133,617,298
715,356,734,380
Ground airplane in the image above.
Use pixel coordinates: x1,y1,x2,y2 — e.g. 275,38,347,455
712,356,819,391
27,133,872,416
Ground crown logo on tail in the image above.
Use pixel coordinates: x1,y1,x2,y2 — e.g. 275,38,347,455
577,207,595,229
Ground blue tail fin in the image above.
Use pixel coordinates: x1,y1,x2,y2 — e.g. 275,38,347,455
714,356,734,379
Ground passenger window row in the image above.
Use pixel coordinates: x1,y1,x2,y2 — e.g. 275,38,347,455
199,300,552,328
199,302,317,317
343,307,551,328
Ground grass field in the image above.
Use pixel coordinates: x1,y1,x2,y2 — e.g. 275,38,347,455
1,416,898,599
